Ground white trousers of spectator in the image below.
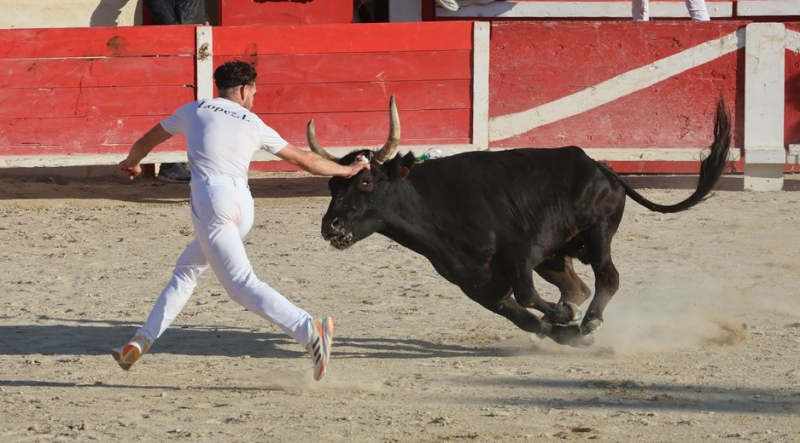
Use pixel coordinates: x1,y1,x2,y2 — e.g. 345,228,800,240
138,176,314,347
633,0,710,21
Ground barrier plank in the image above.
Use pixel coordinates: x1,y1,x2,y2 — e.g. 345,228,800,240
0,57,194,89
259,109,472,145
216,51,472,84
0,116,174,147
213,22,473,56
0,86,195,119
0,26,196,59
489,21,745,149
250,80,471,114
220,0,352,26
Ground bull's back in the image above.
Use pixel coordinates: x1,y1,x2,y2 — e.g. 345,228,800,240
409,147,614,237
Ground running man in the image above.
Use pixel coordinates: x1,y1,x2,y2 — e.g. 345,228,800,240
112,61,369,381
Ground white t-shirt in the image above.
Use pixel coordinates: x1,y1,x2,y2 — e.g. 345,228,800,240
160,97,288,179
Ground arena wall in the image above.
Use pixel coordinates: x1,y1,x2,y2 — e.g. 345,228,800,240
0,19,797,189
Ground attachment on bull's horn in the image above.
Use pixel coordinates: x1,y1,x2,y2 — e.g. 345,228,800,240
375,95,401,164
307,118,339,161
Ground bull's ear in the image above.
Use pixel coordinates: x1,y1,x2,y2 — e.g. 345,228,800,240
389,152,416,181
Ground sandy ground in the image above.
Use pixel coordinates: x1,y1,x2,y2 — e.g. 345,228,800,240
1,172,799,442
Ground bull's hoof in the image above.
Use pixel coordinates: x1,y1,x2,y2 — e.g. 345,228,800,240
549,325,595,348
564,302,583,324
581,317,603,335
548,302,583,326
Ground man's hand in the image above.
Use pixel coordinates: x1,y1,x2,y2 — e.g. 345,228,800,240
118,159,142,181
344,153,370,178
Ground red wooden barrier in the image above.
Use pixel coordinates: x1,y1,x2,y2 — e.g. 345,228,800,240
220,0,352,26
213,22,474,147
786,22,800,148
0,26,197,160
489,21,746,173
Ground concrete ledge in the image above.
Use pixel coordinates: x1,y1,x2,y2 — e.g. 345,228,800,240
738,0,800,16
745,146,788,164
436,1,734,18
788,145,800,165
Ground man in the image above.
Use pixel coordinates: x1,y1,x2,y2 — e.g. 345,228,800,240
112,61,370,381
145,0,209,183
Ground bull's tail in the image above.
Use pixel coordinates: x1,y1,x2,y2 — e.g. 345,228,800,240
607,97,731,214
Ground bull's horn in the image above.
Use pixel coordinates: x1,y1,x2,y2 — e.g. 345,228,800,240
307,119,339,161
375,95,401,164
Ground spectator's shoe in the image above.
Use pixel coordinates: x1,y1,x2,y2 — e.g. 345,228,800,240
306,317,335,381
436,0,460,12
110,333,151,371
157,163,191,183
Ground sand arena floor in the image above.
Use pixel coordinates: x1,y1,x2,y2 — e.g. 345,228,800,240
1,172,799,442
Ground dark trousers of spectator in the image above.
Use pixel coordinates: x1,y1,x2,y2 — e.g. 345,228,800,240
145,0,207,25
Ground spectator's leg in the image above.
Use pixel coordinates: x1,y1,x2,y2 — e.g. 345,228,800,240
632,0,649,21
685,0,710,21
144,0,180,24
176,0,208,24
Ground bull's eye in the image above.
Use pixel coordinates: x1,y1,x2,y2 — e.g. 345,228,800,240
358,177,373,192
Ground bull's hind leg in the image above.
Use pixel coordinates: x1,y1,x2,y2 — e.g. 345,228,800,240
581,224,620,335
535,257,592,307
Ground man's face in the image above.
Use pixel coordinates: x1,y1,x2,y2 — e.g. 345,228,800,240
242,83,257,110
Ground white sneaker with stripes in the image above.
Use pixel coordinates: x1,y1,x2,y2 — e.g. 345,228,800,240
306,317,335,381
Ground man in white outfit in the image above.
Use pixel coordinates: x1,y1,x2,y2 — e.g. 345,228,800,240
632,0,710,21
112,61,369,381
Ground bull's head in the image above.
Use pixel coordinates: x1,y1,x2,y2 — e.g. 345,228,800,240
309,96,415,249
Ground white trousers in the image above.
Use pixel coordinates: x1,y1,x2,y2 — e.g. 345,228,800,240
632,0,710,21
138,176,314,347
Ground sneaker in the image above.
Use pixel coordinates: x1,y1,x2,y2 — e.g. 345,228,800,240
436,0,460,12
306,317,334,381
157,163,191,183
110,333,151,371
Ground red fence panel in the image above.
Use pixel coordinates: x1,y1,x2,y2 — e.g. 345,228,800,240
213,22,475,147
786,23,800,147
0,26,197,160
488,21,746,172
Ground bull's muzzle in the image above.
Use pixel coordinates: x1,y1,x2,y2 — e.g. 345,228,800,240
322,217,354,250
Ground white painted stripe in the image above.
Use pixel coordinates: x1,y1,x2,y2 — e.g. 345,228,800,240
787,30,800,53
195,26,214,100
738,0,800,16
489,29,745,142
0,147,744,168
437,2,733,18
472,22,490,150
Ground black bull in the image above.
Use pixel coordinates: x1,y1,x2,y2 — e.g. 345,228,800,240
309,97,731,347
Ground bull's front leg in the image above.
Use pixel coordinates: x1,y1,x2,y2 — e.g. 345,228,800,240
490,297,594,348
508,252,581,326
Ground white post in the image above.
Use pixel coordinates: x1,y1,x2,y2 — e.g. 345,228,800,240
196,26,214,100
744,23,786,191
472,22,490,150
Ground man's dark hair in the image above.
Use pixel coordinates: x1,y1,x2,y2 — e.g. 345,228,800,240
214,61,257,90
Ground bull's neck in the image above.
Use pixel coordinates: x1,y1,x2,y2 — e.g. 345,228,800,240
378,181,457,279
